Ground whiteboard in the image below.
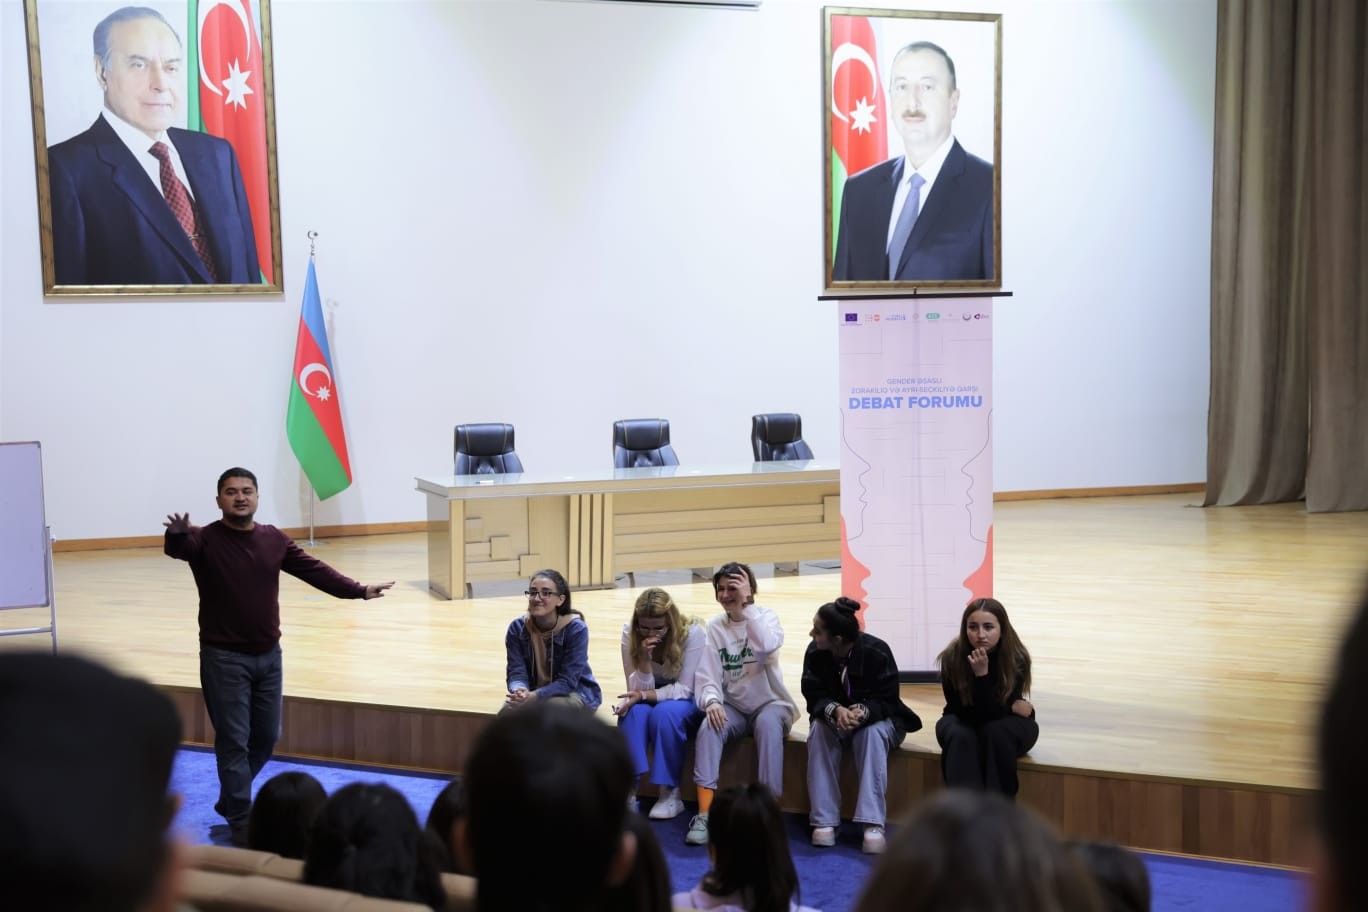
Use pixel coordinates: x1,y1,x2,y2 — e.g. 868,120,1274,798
0,441,49,609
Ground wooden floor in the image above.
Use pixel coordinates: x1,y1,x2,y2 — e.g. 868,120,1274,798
6,493,1365,863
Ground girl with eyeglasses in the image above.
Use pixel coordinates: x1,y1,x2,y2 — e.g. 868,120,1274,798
503,569,601,711
612,587,707,819
935,597,1037,797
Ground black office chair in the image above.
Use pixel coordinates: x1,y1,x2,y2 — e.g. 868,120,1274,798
454,423,524,475
751,413,814,461
613,419,679,468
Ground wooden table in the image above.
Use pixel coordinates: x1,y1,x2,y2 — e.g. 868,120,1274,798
415,461,840,599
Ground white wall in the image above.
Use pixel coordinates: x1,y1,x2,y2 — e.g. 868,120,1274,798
0,0,1215,540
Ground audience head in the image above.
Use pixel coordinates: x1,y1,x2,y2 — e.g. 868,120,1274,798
304,782,445,909
527,568,573,616
1315,590,1368,912
953,597,1022,657
424,778,466,874
602,812,673,912
458,700,636,912
246,771,327,860
0,652,182,912
812,595,863,650
939,596,1031,703
631,587,695,672
701,783,801,912
713,561,758,606
854,789,1105,912
1066,841,1151,912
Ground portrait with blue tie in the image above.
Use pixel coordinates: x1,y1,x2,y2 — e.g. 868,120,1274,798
825,12,1001,289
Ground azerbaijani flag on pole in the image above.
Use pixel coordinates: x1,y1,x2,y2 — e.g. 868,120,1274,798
186,0,273,283
830,15,888,258
286,261,352,500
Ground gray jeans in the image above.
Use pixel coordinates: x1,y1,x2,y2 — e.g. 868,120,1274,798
806,718,896,827
200,644,283,828
693,701,791,797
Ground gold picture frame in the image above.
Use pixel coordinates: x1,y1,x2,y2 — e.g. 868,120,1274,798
823,7,1002,295
24,0,283,296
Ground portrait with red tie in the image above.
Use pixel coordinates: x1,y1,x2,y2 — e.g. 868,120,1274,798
24,0,282,295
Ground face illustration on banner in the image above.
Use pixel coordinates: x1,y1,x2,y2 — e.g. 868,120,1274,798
96,12,184,139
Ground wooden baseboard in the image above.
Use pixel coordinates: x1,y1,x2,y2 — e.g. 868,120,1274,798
995,482,1205,502
52,520,429,552
51,487,1207,552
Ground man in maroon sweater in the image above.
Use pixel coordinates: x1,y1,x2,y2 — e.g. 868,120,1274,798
164,467,393,844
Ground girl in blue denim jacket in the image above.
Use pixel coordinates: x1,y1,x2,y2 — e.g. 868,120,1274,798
503,568,602,710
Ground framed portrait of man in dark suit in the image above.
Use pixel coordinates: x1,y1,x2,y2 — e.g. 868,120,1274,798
823,8,1002,294
24,0,283,296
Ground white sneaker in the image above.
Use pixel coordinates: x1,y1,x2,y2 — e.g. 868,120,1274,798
685,813,710,846
811,826,837,847
862,825,886,854
648,787,685,820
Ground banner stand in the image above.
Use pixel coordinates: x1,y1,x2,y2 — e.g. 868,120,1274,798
827,292,1010,677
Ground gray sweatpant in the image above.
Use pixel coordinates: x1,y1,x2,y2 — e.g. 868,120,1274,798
806,718,897,827
693,701,791,797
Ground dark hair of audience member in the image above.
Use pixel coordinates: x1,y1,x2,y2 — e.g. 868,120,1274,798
713,561,759,604
0,652,182,912
853,789,1105,912
602,812,673,912
1066,840,1151,912
424,778,467,874
530,567,575,615
303,782,446,910
1316,590,1368,912
700,783,801,912
246,771,327,860
459,700,636,912
816,596,863,642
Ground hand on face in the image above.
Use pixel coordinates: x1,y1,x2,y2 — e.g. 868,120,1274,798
716,572,753,618
968,646,990,677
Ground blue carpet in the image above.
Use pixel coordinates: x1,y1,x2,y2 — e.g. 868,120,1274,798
170,748,1305,912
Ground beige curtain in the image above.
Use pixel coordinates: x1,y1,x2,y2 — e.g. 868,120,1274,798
1206,0,1368,512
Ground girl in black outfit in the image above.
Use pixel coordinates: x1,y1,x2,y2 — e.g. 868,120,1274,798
935,597,1037,797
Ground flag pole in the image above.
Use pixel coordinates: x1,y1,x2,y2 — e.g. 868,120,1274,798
303,488,320,547
300,230,323,547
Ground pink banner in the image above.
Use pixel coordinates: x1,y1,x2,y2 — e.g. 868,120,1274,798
837,299,994,673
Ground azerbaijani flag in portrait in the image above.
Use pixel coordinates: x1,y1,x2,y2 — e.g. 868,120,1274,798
185,0,273,283
829,15,888,260
286,260,352,500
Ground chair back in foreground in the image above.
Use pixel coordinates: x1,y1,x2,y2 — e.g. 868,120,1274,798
454,423,523,475
751,413,814,461
613,419,679,468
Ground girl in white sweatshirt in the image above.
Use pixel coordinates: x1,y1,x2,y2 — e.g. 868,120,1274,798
684,562,799,847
